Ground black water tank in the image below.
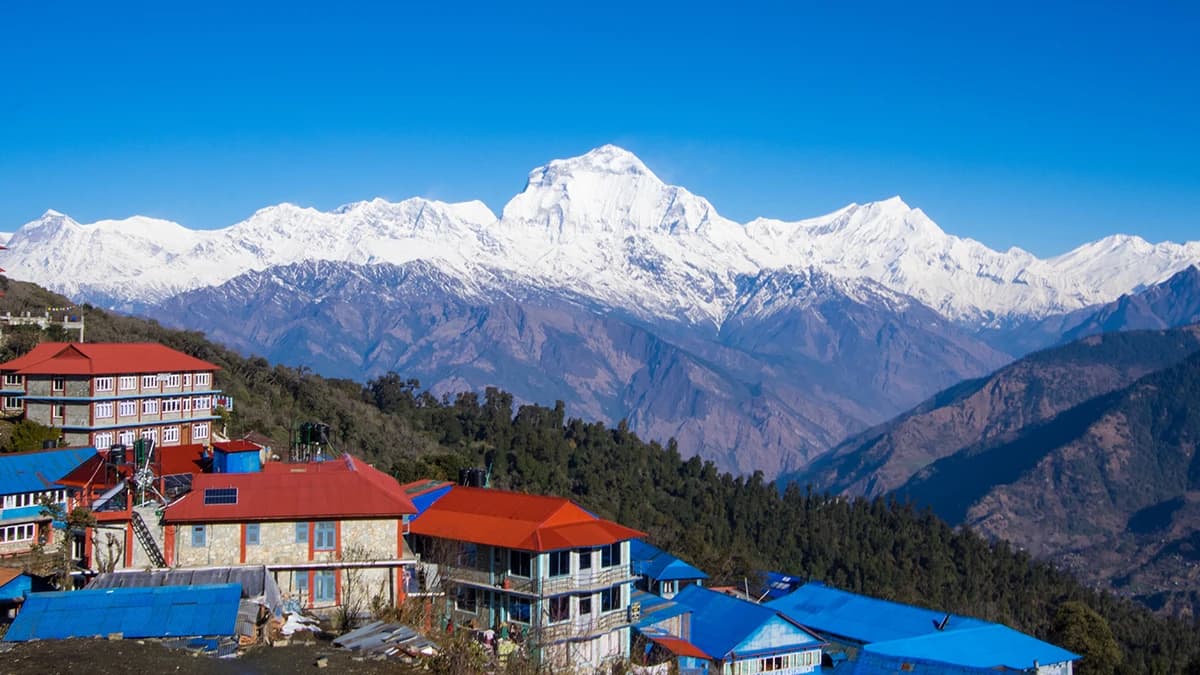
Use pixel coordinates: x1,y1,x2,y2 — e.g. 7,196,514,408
42,439,56,449
458,468,486,488
109,444,127,465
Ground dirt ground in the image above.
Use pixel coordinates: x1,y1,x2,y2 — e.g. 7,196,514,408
0,638,424,675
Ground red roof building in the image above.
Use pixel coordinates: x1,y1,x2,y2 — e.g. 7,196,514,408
406,483,644,671
0,342,223,449
161,455,418,612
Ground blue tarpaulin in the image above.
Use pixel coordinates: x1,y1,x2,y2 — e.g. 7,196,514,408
4,583,243,641
863,624,1080,671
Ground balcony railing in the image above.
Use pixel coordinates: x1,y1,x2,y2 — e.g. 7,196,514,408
439,563,635,596
538,610,630,643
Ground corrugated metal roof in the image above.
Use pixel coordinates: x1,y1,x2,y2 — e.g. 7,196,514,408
632,589,691,628
86,566,282,613
0,446,97,495
3,583,243,641
671,585,822,660
162,454,416,523
0,342,220,376
754,570,805,600
409,485,644,552
863,624,1079,670
630,539,708,582
767,582,989,645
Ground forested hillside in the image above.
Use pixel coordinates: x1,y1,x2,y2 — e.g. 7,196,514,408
3,278,1199,673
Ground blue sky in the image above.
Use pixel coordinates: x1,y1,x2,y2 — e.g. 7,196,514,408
1,1,1196,256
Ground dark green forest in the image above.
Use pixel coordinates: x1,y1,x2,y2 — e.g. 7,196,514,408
3,279,1200,673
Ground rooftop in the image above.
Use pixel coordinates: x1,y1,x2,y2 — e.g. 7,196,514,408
671,585,822,660
862,623,1079,669
162,455,416,523
408,484,644,552
0,446,97,496
0,342,220,376
58,444,207,487
630,539,708,582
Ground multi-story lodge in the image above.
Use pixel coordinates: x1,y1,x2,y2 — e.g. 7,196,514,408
0,342,222,448
160,454,419,611
406,484,644,672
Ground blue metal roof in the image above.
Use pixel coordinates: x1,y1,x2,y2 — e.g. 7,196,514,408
0,447,96,496
767,582,989,645
630,540,709,582
411,484,454,517
754,570,805,600
4,583,243,641
863,624,1079,670
671,585,822,659
631,589,691,629
0,574,31,602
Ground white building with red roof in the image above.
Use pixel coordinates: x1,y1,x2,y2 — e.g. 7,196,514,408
162,455,419,612
0,342,222,448
405,481,645,671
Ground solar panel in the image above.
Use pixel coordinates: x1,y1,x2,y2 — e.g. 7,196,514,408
203,488,238,505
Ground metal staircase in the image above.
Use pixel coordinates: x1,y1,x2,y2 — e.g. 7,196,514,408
130,510,166,568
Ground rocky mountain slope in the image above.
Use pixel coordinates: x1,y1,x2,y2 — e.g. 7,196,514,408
154,260,1006,476
797,325,1200,497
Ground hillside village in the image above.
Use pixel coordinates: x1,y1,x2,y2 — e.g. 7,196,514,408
0,340,1084,674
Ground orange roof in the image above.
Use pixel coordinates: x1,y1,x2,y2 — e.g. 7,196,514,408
0,568,22,588
0,343,219,376
409,486,644,552
649,635,711,660
163,455,416,523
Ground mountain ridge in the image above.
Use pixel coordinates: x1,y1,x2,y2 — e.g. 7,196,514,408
7,146,1200,324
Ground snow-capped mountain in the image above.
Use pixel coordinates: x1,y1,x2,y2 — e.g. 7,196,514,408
6,145,1198,324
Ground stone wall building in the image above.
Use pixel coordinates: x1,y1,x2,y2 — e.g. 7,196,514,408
0,342,222,448
161,455,418,612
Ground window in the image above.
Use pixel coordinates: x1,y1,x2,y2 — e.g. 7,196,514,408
456,587,477,613
94,376,113,392
53,404,66,419
191,525,206,547
3,374,21,387
246,523,260,546
162,398,181,413
578,595,592,615
52,377,65,392
601,543,622,568
458,542,478,567
295,572,308,602
118,430,135,445
314,571,336,602
118,400,137,417
549,550,570,577
140,428,157,444
194,395,211,411
548,596,570,623
183,373,192,387
182,397,191,412
314,521,336,551
578,548,593,570
295,522,308,544
600,586,621,612
0,524,35,543
163,373,181,388
119,376,136,391
4,396,22,410
161,426,180,444
142,399,159,415
192,422,209,440
142,375,158,389
95,402,114,418
508,596,531,624
195,373,210,386
509,550,531,578
94,432,113,449
203,488,238,505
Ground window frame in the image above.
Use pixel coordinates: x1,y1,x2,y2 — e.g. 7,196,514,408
548,550,570,578
509,550,532,578
51,377,65,392
119,376,136,391
246,523,260,546
313,570,336,603
118,400,137,417
192,422,209,440
191,525,206,547
142,398,159,415
161,426,180,444
94,376,113,392
548,595,570,623
3,374,21,387
295,522,308,544
314,521,336,551
141,375,158,389
94,401,114,418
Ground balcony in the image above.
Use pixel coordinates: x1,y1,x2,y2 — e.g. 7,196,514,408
437,563,636,597
539,610,630,643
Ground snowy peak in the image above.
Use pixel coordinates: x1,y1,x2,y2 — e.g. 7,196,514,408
5,144,1200,325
